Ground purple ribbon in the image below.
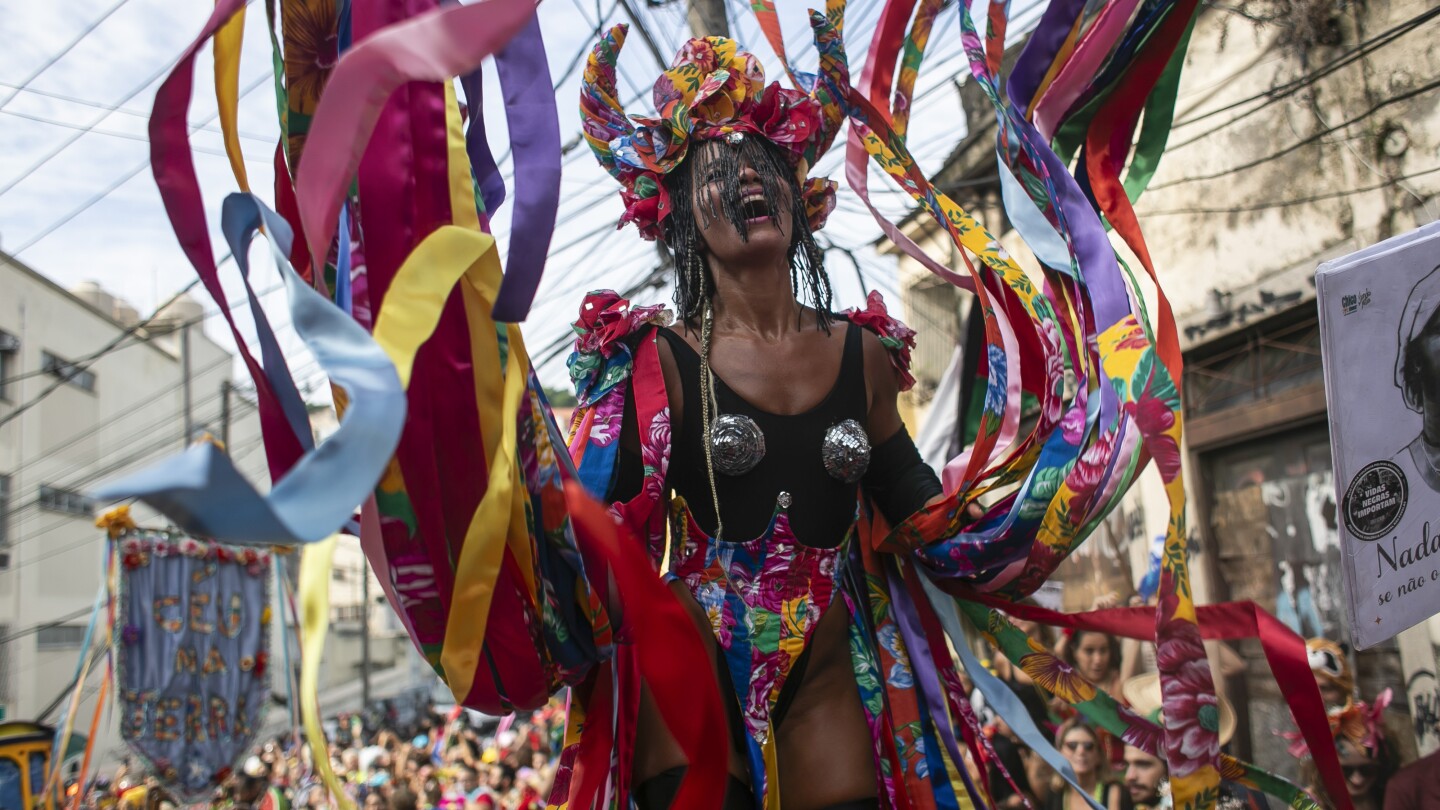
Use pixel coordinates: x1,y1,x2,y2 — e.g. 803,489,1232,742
460,68,506,222
487,13,562,323
885,561,982,808
1005,0,1089,110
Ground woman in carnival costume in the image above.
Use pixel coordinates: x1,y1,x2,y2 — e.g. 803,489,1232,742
567,26,966,809
556,2,1338,806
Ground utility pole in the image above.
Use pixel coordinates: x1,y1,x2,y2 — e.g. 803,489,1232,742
360,557,372,708
687,0,729,37
219,380,232,449
180,323,193,446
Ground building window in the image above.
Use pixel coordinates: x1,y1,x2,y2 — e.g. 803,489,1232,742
1184,312,1322,419
40,351,95,393
37,485,93,517
36,625,85,650
0,330,16,401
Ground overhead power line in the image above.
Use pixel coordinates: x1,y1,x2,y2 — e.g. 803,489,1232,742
0,606,97,645
0,0,258,198
0,366,241,530
0,106,271,163
0,0,138,110
1140,164,1440,216
0,79,278,144
10,71,271,256
1170,4,1440,133
1151,77,1440,189
0,276,209,429
3,435,270,577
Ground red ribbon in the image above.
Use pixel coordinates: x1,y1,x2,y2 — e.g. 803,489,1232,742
960,593,1350,808
564,481,727,809
148,0,306,481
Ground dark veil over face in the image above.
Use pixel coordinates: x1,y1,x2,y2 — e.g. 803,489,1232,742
660,135,831,327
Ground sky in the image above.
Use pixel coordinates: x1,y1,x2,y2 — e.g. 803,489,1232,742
0,0,1024,396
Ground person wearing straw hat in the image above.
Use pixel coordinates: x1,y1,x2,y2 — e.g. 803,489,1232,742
1120,674,1256,810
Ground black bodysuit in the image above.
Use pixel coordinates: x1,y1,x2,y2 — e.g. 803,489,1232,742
609,320,942,810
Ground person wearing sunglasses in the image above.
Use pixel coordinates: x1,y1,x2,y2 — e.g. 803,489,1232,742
1046,719,1124,810
1290,689,1400,810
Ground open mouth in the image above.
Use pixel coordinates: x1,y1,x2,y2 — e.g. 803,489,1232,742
739,189,769,222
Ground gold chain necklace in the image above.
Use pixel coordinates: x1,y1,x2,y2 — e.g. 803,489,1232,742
700,294,725,541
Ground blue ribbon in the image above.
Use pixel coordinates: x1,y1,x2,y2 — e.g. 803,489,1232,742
336,204,353,316
93,193,405,546
998,155,1073,272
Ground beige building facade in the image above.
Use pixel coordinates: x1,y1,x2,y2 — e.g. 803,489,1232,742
882,0,1440,779
0,250,266,767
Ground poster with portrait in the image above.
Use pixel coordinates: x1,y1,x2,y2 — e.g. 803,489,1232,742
116,531,272,801
1317,222,1440,649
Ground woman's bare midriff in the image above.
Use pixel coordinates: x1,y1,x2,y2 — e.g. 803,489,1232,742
631,579,877,809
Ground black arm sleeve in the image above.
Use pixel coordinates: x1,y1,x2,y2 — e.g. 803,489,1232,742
608,444,644,504
863,426,943,526
604,372,646,505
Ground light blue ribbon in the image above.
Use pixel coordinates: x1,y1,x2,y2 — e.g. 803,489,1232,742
93,193,405,545
998,155,1074,273
916,572,1105,810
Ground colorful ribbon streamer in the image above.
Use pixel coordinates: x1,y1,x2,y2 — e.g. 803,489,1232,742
299,536,356,810
93,194,406,546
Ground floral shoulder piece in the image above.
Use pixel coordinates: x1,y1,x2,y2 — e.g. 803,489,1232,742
843,289,917,392
568,290,674,407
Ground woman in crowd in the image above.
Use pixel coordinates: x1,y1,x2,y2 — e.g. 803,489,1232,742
1045,719,1125,810
1290,684,1400,810
1057,629,1128,768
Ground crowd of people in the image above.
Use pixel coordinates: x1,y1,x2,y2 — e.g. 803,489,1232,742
73,699,566,810
966,611,1433,810
67,614,1437,810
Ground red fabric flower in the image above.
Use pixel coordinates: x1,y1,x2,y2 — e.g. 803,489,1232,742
617,172,670,241
572,292,672,358
844,290,918,391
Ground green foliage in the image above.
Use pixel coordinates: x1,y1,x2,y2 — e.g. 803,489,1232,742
544,386,579,408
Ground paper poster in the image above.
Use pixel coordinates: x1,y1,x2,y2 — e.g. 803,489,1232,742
1316,222,1440,649
116,532,272,801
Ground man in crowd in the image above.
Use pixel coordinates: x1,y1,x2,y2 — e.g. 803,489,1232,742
1122,745,1168,810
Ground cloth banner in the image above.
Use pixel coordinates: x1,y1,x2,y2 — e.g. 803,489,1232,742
115,530,271,802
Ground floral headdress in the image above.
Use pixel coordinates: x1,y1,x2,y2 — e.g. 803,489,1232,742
579,17,848,240
1280,688,1392,759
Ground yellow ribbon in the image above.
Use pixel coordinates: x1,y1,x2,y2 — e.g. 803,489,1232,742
366,222,529,704
299,536,355,810
212,0,249,192
443,81,482,232
370,228,496,387
443,293,529,702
